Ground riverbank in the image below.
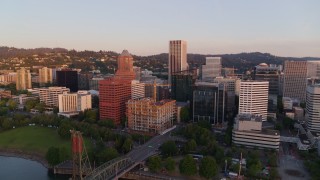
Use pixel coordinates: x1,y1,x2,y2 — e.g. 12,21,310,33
0,148,49,168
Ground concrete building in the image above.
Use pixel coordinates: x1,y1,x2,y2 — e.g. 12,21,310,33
283,61,308,102
99,78,131,124
78,73,93,90
35,87,70,107
232,113,280,150
307,61,320,78
115,50,136,81
127,98,176,135
239,81,269,121
131,80,145,100
12,94,37,107
58,91,92,114
253,63,281,95
293,107,304,121
0,73,16,85
168,40,187,84
306,85,320,132
201,57,221,80
56,69,78,92
38,67,53,86
193,81,226,124
16,67,32,90
133,66,141,81
282,97,293,110
171,70,197,102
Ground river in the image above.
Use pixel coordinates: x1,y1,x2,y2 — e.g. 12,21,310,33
0,156,69,180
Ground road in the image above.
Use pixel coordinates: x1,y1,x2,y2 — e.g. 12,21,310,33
278,142,309,180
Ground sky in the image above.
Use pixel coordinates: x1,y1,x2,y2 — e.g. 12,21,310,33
1,0,320,57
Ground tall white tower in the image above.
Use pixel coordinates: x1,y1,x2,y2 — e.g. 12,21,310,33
306,85,320,132
168,40,187,84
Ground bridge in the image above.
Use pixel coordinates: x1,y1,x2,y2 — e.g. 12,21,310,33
84,127,184,180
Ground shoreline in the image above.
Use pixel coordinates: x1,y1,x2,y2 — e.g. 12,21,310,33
0,148,50,169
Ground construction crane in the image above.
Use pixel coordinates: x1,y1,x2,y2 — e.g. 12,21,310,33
144,79,170,101
71,130,92,180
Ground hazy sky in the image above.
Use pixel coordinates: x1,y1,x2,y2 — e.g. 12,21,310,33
1,0,320,57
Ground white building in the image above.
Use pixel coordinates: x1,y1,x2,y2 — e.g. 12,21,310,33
34,87,70,107
232,113,280,150
201,57,221,80
39,67,53,86
131,80,145,100
306,85,320,132
58,91,92,114
239,81,269,121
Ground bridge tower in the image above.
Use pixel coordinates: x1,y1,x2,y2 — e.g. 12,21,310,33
71,130,92,180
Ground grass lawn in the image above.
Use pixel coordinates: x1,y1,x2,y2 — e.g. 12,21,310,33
0,126,90,156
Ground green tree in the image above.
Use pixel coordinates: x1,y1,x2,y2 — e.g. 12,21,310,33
147,155,162,172
0,99,8,107
165,157,175,172
185,139,197,153
59,147,70,162
98,119,115,128
34,102,46,113
96,148,119,164
0,107,8,116
25,99,38,112
84,109,97,123
46,147,60,166
199,156,218,179
161,141,178,156
1,118,12,130
268,153,278,167
7,99,17,111
58,122,72,139
122,138,133,153
269,167,279,179
180,107,190,122
179,155,197,176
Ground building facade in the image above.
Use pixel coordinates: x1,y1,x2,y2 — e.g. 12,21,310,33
283,61,307,102
168,40,187,84
99,78,131,124
115,50,136,81
201,57,221,80
127,98,176,135
58,91,92,114
16,67,32,90
306,85,320,132
89,77,104,91
37,87,70,107
0,73,16,85
193,82,226,124
253,63,281,95
171,71,196,102
131,80,145,100
39,67,53,86
232,113,280,150
56,69,78,92
239,81,269,121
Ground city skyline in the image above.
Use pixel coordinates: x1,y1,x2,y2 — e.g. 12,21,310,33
0,0,319,57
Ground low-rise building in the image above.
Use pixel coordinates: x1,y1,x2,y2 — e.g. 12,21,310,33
127,98,176,135
283,97,293,110
58,91,92,117
232,113,280,150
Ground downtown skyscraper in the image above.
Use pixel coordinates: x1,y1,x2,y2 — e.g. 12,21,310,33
168,40,187,84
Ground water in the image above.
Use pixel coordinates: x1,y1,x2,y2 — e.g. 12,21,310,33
0,156,69,180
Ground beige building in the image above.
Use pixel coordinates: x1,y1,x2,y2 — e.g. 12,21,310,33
239,81,269,121
168,40,187,84
131,80,145,100
39,67,53,86
34,87,70,107
127,98,176,135
283,61,307,102
0,72,16,85
16,67,32,90
58,91,92,114
306,85,320,132
201,57,221,80
232,113,280,150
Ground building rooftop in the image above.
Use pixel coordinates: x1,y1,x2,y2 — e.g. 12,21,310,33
238,128,280,136
299,134,311,145
119,50,132,57
237,113,263,122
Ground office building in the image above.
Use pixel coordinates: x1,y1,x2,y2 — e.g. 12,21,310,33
193,82,226,124
0,73,16,85
253,63,281,95
58,91,92,117
115,50,136,81
201,57,221,80
171,70,197,102
168,40,187,84
127,98,176,135
282,97,293,110
56,69,78,92
307,61,320,77
39,67,53,86
16,67,32,90
133,66,141,81
36,87,70,107
78,73,93,90
89,77,104,91
131,80,145,100
306,85,320,132
283,61,307,102
99,78,131,124
232,113,280,150
239,81,269,121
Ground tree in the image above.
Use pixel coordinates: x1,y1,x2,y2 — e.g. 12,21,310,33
59,147,70,162
84,109,97,123
165,157,175,172
161,141,178,156
268,153,278,167
7,99,17,111
46,147,60,166
58,122,72,139
180,107,190,122
147,155,162,172
34,102,46,113
179,155,197,176
96,148,119,164
98,119,115,128
25,99,38,112
197,120,211,130
269,167,279,179
185,139,197,153
199,156,218,179
122,138,133,153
